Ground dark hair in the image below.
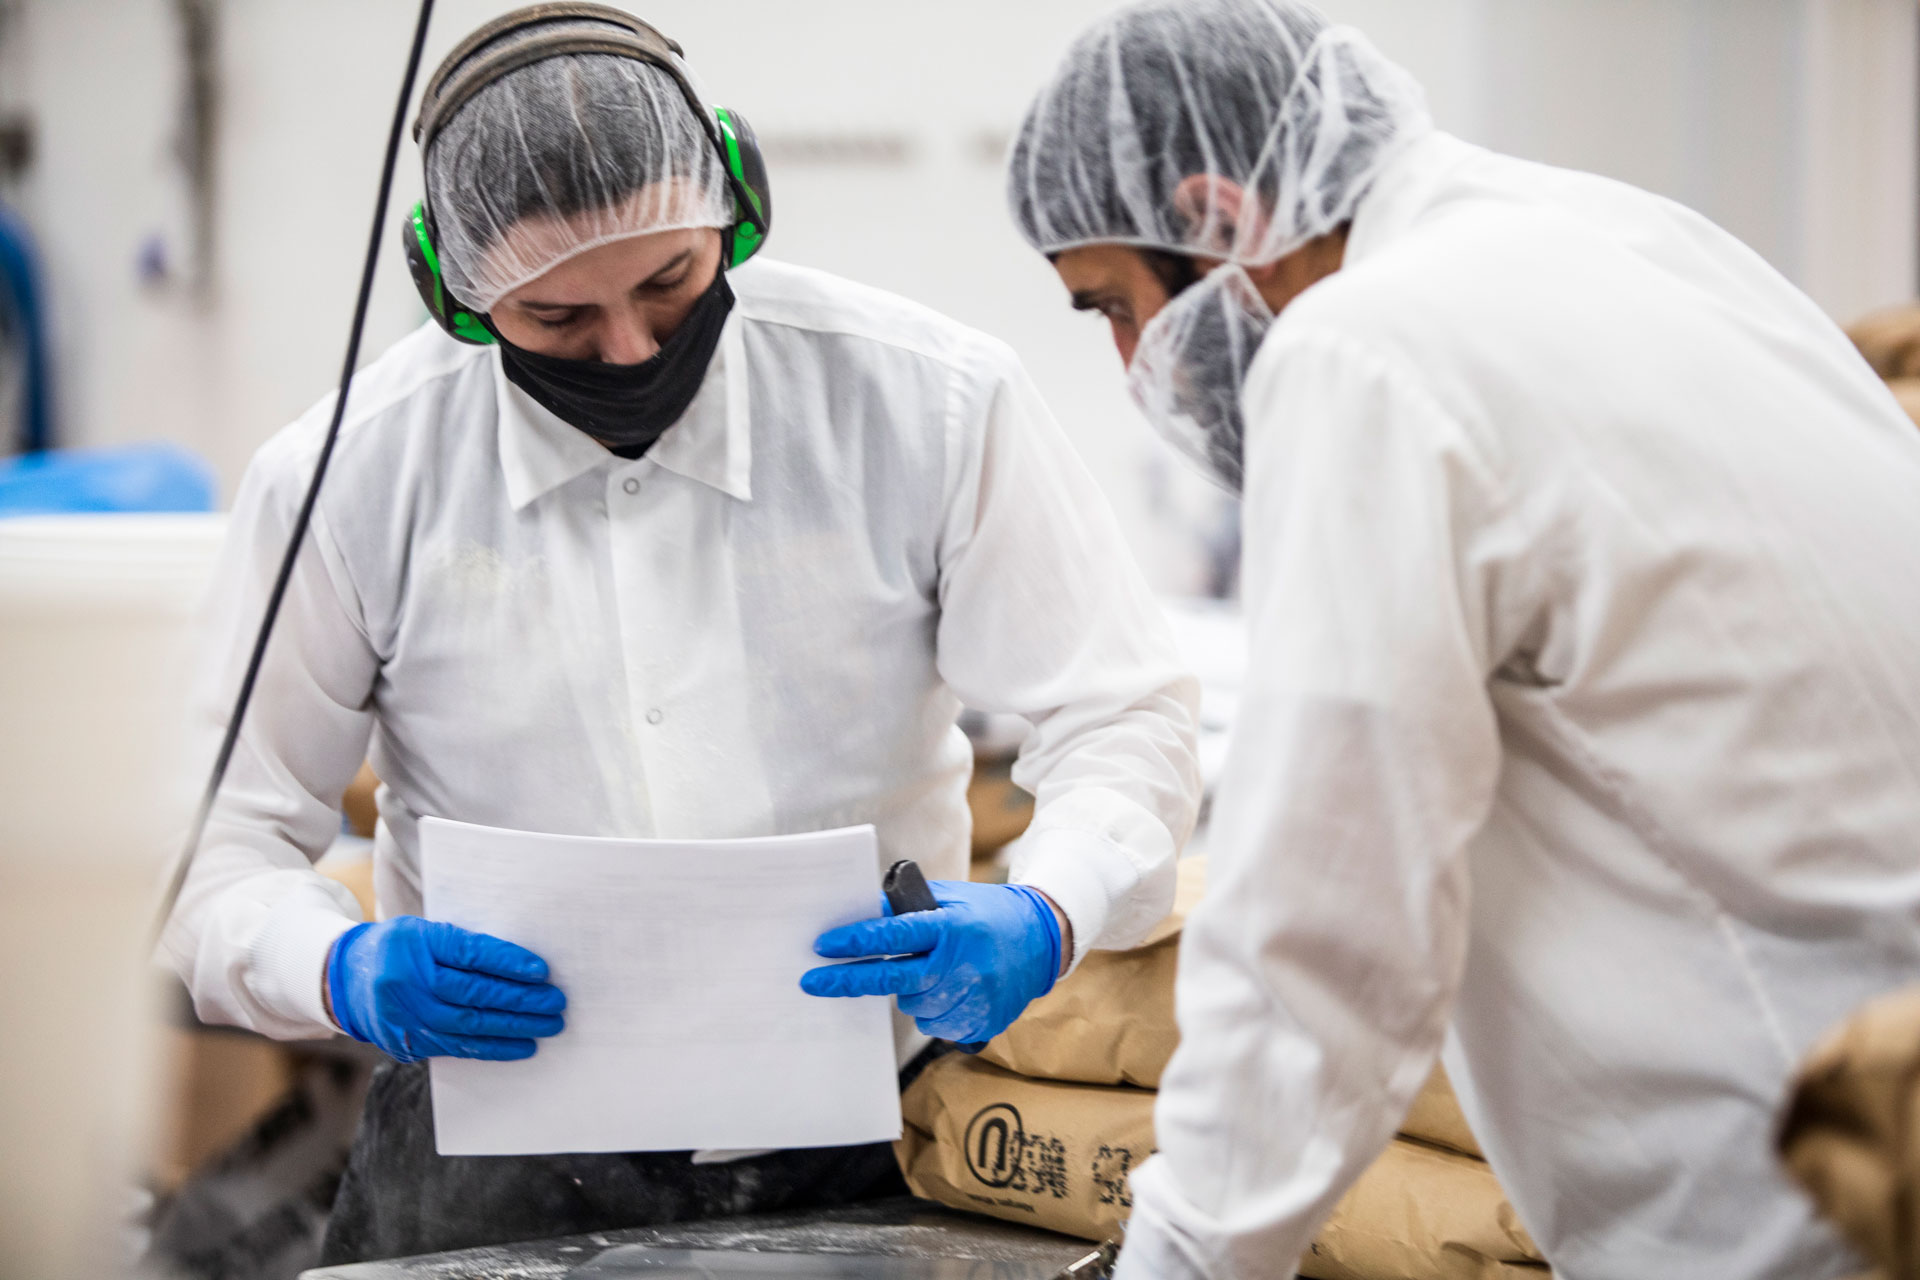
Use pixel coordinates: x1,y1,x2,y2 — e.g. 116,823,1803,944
1140,249,1204,298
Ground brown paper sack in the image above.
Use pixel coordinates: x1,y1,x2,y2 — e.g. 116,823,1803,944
899,1054,1154,1242
1778,982,1920,1280
1401,1067,1481,1160
1300,1141,1544,1280
1888,378,1920,431
341,762,380,840
980,858,1201,1089
968,756,1036,860
900,1054,1544,1278
981,858,1480,1158
1849,306,1920,381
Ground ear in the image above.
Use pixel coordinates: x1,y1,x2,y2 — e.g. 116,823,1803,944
1171,174,1269,258
1239,257,1286,290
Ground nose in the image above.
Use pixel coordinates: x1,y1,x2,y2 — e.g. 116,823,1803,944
598,314,659,366
1114,324,1139,369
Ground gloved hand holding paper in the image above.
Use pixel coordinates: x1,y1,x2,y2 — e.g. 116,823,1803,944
326,915,567,1063
421,817,900,1156
802,878,1063,1045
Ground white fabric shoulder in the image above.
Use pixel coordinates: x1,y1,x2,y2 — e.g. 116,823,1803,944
1282,208,1541,341
729,258,1017,379
249,323,492,487
1242,322,1514,532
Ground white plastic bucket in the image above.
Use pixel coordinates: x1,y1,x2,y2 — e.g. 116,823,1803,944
0,512,227,1278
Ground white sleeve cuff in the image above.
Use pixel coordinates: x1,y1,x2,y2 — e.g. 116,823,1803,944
1111,1189,1212,1280
1009,831,1163,974
1012,831,1110,975
1116,1159,1309,1280
248,890,360,1037
1009,787,1178,970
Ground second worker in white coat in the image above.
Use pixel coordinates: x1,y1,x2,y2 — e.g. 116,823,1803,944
1006,2,1920,1277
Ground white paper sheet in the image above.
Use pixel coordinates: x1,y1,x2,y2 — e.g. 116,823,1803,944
422,817,900,1156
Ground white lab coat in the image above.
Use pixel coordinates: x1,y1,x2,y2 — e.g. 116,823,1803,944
1120,132,1920,1280
162,258,1202,1054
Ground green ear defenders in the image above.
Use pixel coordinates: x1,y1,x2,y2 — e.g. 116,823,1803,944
401,3,772,347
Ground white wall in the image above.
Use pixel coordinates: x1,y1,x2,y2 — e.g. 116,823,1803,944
3,0,1915,593
1448,0,1919,326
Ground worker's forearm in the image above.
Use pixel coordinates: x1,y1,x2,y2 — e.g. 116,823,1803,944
1032,889,1074,978
321,938,340,1030
169,872,361,1039
1013,786,1181,970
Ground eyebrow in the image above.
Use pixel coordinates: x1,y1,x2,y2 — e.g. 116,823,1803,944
515,250,698,312
644,249,694,284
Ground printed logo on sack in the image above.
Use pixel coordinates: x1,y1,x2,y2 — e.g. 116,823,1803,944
1092,1144,1135,1209
965,1103,1025,1188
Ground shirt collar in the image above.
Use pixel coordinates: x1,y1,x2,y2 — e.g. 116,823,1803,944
1344,130,1479,269
494,353,609,512
646,307,753,502
495,307,754,511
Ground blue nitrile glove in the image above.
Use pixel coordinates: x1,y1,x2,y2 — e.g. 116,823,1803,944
325,916,567,1063
800,880,1062,1044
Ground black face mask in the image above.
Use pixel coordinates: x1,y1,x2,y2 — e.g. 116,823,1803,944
491,270,735,459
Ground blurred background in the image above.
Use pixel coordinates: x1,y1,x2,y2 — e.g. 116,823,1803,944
1,0,1914,593
1,3,1917,1276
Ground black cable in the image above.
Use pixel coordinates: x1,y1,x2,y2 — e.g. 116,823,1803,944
151,0,438,945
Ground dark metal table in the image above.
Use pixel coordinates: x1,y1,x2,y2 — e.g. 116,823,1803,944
300,1198,1093,1279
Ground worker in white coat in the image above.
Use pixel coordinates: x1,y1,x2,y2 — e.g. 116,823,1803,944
161,5,1200,1265
1006,2,1920,1276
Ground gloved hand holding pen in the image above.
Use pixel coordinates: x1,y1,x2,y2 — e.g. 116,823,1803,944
325,916,567,1063
800,880,1066,1045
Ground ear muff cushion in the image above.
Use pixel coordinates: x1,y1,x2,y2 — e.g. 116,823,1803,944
400,201,494,345
716,107,771,267
402,205,446,317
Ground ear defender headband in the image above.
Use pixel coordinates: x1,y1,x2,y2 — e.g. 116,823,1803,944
401,3,772,346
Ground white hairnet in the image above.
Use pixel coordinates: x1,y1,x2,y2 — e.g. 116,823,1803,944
1006,0,1430,490
1008,0,1427,265
425,22,733,313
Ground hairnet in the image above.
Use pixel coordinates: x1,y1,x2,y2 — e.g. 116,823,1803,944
424,21,734,313
1007,0,1429,265
1005,0,1430,493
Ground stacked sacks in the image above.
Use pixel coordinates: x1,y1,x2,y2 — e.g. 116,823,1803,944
1778,983,1920,1278
1846,305,1920,429
897,860,1547,1278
